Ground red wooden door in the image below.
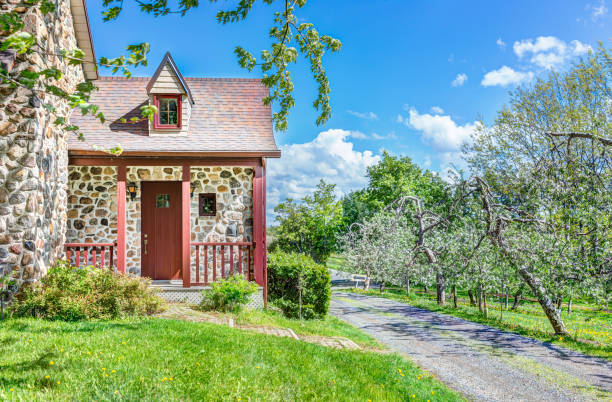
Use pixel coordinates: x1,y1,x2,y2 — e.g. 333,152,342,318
141,181,182,280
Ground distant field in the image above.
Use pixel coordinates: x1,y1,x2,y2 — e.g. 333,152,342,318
328,254,612,361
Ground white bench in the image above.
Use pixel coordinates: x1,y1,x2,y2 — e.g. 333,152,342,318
350,274,367,288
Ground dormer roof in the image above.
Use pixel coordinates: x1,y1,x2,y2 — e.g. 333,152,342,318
146,52,195,105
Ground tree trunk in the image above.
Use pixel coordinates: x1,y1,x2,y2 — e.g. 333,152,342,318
424,285,429,294
405,278,411,296
505,288,509,310
380,282,385,294
364,276,370,291
468,289,477,306
477,285,483,313
483,292,488,319
518,266,568,335
452,285,458,308
436,271,445,305
567,294,573,315
556,294,563,311
511,288,522,310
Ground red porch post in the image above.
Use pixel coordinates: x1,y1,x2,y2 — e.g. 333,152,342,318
116,164,127,273
181,165,191,288
253,161,267,307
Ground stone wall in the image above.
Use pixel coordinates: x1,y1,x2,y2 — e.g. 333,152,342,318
0,0,84,287
65,165,253,278
65,166,117,245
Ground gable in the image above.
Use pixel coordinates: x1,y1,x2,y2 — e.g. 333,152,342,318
149,64,184,95
146,52,194,105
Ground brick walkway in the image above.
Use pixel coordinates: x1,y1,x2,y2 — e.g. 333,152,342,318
156,304,362,351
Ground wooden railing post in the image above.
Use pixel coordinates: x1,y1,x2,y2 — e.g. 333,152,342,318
181,165,191,288
117,164,127,273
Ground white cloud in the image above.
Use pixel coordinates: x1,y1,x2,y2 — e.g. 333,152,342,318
266,129,380,218
402,107,478,152
590,0,608,20
396,114,404,123
451,73,468,87
349,130,368,139
347,110,378,120
481,66,534,87
430,106,444,114
372,132,398,140
423,156,432,168
496,38,506,49
513,36,591,69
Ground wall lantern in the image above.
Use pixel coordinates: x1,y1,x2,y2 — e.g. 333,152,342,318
127,182,138,201
190,182,196,198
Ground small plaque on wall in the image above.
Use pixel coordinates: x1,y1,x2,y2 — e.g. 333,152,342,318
198,193,216,216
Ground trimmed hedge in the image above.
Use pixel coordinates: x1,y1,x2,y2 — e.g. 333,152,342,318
11,260,164,321
268,251,331,319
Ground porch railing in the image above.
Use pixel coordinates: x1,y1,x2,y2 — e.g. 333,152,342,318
64,243,116,268
191,242,254,286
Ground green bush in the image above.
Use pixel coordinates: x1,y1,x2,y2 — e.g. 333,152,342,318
199,275,258,313
268,251,331,319
11,260,164,321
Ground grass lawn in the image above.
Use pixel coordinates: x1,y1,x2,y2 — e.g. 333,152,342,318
0,318,462,401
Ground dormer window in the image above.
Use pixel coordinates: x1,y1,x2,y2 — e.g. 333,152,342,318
153,94,181,129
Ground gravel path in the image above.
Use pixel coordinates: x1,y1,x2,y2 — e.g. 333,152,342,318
330,292,612,402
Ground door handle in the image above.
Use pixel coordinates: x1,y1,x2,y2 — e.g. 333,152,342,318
144,239,148,255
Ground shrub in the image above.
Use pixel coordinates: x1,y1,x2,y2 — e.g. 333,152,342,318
268,251,331,319
199,275,258,313
11,260,164,321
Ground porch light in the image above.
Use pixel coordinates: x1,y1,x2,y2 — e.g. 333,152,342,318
127,182,138,201
190,182,196,198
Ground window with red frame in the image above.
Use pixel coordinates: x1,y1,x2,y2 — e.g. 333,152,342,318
154,95,181,129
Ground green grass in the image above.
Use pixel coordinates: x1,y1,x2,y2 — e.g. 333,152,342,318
225,309,384,348
0,318,462,401
347,287,612,361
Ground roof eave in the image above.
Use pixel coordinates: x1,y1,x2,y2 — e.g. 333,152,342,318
70,0,98,80
68,149,282,158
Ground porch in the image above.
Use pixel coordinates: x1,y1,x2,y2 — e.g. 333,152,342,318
63,155,268,303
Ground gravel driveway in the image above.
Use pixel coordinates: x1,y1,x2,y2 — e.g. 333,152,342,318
330,291,612,401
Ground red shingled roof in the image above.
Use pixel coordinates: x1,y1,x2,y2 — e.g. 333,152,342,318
68,76,279,156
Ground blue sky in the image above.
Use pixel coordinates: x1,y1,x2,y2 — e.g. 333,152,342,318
86,0,611,217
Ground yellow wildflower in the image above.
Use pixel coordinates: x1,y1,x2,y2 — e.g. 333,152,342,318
111,370,116,374
49,361,54,365
114,390,118,395
45,375,50,379
102,368,106,371
9,389,14,392
57,381,61,385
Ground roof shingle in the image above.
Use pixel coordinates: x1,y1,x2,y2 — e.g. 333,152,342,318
68,76,279,155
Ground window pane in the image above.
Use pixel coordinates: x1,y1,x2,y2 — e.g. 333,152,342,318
169,100,177,112
168,111,177,125
160,111,168,125
160,100,169,112
156,194,170,208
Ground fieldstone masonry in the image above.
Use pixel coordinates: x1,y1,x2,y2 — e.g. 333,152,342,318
0,0,84,286
65,165,253,279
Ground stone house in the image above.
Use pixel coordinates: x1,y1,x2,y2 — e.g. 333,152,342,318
1,1,279,301
0,0,96,289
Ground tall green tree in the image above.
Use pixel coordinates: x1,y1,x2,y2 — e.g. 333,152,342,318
274,180,343,263
364,152,449,214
